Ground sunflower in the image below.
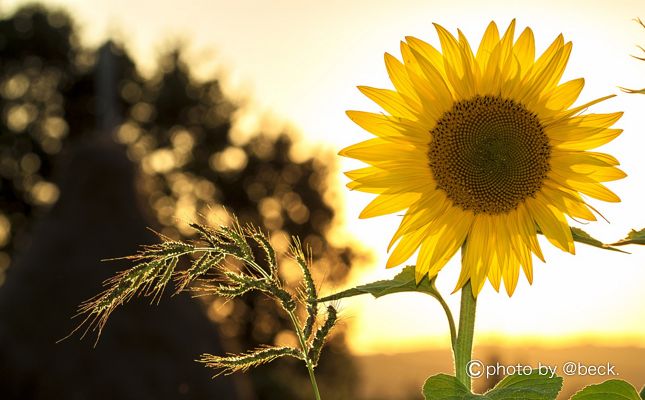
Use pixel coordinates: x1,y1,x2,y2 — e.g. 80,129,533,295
340,20,624,296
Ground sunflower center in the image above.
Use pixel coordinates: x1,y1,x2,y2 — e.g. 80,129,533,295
429,95,551,215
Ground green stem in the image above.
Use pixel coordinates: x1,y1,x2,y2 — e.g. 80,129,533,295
431,284,457,351
454,280,477,391
288,312,322,400
305,358,322,400
245,255,322,399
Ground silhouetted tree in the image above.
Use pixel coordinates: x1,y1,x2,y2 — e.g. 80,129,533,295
0,4,360,399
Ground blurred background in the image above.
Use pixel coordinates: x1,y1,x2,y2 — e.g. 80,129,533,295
0,1,643,399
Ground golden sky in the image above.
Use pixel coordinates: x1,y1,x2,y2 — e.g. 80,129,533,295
4,0,645,354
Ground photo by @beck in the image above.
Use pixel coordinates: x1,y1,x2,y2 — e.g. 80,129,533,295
65,18,645,400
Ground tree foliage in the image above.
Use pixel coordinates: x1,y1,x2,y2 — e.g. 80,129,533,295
0,4,359,399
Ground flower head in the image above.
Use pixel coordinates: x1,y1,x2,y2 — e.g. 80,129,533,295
340,20,624,296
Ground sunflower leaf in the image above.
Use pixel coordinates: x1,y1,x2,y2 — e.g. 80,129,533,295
535,226,626,253
570,227,628,253
318,265,440,302
421,371,563,400
611,228,645,246
422,374,483,399
485,370,562,399
570,379,641,400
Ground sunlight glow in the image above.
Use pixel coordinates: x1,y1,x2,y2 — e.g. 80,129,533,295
5,0,644,354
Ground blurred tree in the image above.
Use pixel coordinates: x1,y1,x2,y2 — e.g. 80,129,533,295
0,5,237,399
0,4,360,400
0,4,76,273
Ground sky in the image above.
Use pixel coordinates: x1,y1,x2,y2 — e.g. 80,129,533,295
3,0,645,354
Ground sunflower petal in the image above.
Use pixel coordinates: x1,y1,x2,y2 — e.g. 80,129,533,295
345,110,429,144
513,27,535,77
385,52,419,102
476,21,500,67
526,195,575,254
545,78,584,110
360,192,420,219
358,86,419,120
386,226,427,268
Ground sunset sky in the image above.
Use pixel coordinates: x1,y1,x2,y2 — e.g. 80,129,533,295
3,0,644,354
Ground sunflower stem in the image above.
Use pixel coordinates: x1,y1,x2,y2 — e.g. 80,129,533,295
454,280,477,391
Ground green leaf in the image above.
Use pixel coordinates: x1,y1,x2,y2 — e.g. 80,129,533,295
535,226,627,253
569,228,628,253
571,379,641,400
485,370,562,400
318,265,441,302
612,228,645,246
421,371,562,400
422,374,482,400
639,385,644,400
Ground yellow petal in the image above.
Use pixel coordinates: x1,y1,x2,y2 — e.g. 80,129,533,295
344,164,432,194
457,215,492,296
545,95,615,124
345,110,429,144
502,258,521,296
388,190,450,249
508,212,534,285
570,165,626,182
481,20,517,94
385,52,419,102
516,202,545,262
339,138,425,164
568,181,621,202
359,192,420,219
534,33,565,75
550,127,622,151
405,36,446,76
400,41,422,76
433,23,476,99
476,21,500,67
520,43,571,103
525,195,574,254
487,252,502,292
358,86,419,120
540,182,596,221
420,208,473,276
386,226,427,268
513,27,535,77
407,46,455,109
545,78,584,111
403,62,448,122
550,149,620,168
433,23,464,75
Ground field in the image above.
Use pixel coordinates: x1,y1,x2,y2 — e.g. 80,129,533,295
356,345,645,399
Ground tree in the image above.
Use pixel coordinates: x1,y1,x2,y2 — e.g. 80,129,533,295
0,5,360,399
